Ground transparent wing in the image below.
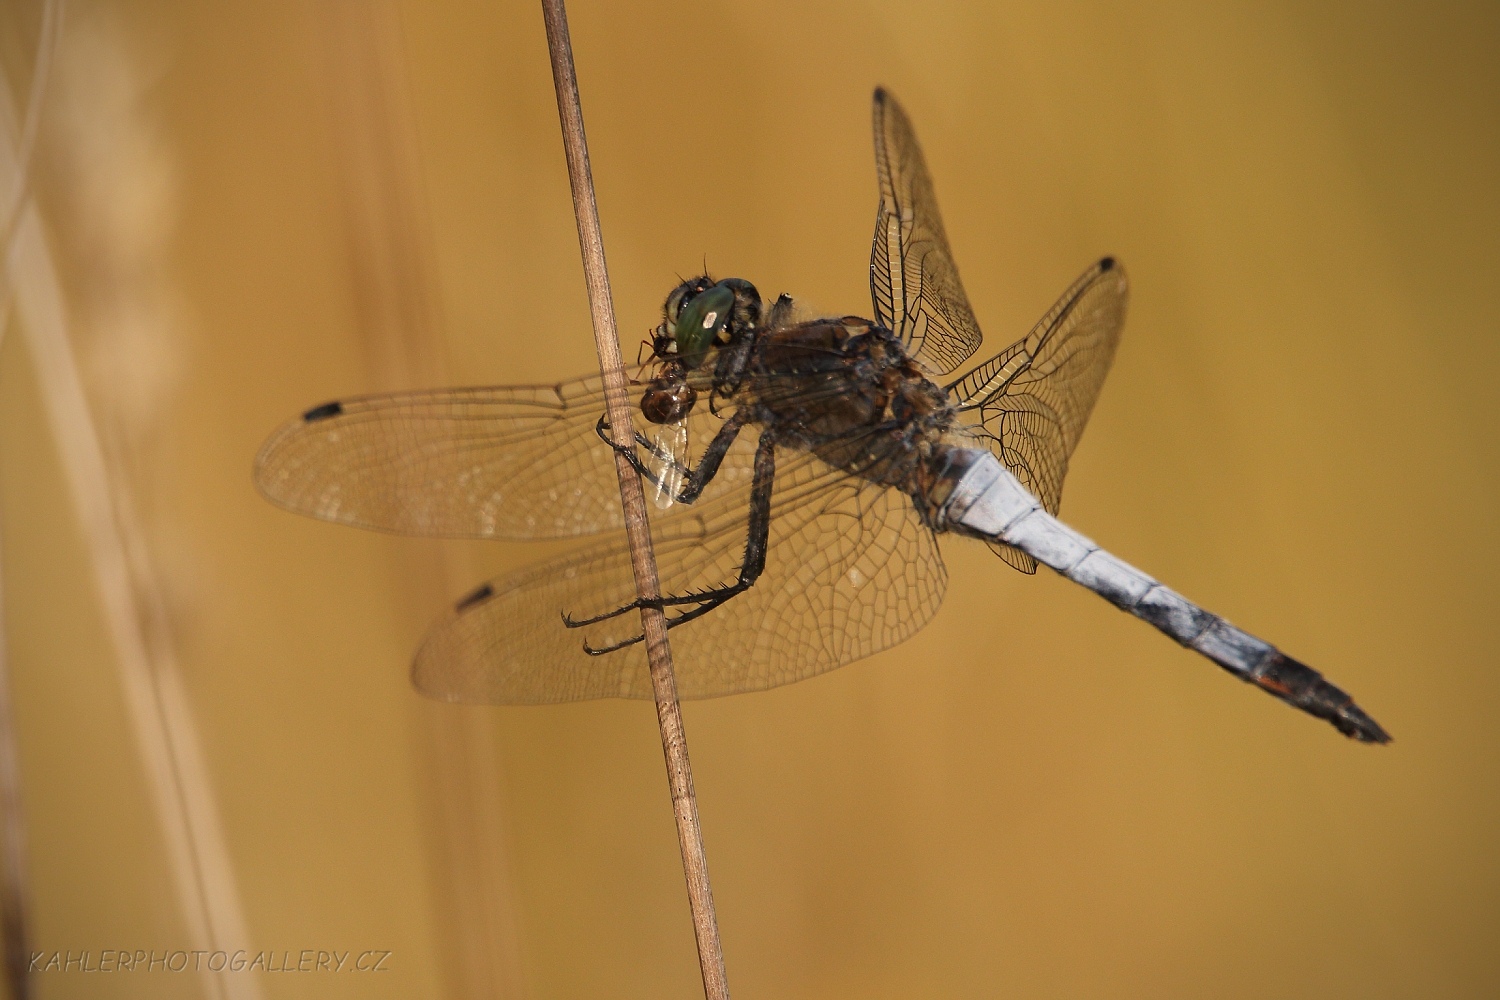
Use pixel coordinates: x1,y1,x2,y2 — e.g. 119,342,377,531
254,377,628,538
869,88,983,376
945,257,1129,573
253,372,769,540
646,419,690,510
411,438,947,704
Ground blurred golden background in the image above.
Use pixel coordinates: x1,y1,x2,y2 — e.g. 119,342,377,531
0,0,1495,997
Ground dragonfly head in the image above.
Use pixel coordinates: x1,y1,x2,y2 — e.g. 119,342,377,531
643,276,763,425
655,276,763,370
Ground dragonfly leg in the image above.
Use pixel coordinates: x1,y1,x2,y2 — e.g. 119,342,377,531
594,414,661,475
708,328,760,405
570,426,778,655
561,586,743,629
594,408,755,505
594,413,700,496
676,407,754,503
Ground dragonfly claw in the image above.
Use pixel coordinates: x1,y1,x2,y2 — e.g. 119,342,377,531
581,633,645,657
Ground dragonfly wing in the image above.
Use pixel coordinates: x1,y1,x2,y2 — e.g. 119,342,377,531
945,257,1130,573
869,88,984,376
254,372,764,540
254,377,626,538
412,439,947,704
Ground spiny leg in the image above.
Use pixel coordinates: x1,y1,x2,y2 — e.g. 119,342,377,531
677,406,755,503
594,407,753,504
566,409,756,629
571,427,778,655
594,414,664,478
562,584,749,629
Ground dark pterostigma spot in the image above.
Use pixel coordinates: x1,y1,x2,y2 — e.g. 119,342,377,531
1099,256,1116,272
455,583,495,613
302,401,344,422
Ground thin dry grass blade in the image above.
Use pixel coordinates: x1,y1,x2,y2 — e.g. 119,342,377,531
0,27,258,999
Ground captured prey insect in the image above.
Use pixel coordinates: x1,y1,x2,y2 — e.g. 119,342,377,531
255,89,1388,742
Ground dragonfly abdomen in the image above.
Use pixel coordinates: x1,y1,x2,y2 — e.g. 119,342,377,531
936,448,1390,743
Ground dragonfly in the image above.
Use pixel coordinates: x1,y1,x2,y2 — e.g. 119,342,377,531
255,89,1389,743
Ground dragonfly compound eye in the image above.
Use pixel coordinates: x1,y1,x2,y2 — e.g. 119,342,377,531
662,276,717,340
663,286,689,339
641,379,697,424
671,283,735,368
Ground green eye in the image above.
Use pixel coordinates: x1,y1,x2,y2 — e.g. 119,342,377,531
664,286,691,337
673,284,734,366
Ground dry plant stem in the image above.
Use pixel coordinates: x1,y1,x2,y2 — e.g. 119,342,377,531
539,2,730,997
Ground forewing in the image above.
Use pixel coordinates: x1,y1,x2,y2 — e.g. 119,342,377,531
412,440,947,704
946,258,1129,572
869,88,983,376
255,373,743,540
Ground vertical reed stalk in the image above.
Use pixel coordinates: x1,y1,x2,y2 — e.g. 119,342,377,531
537,2,730,997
